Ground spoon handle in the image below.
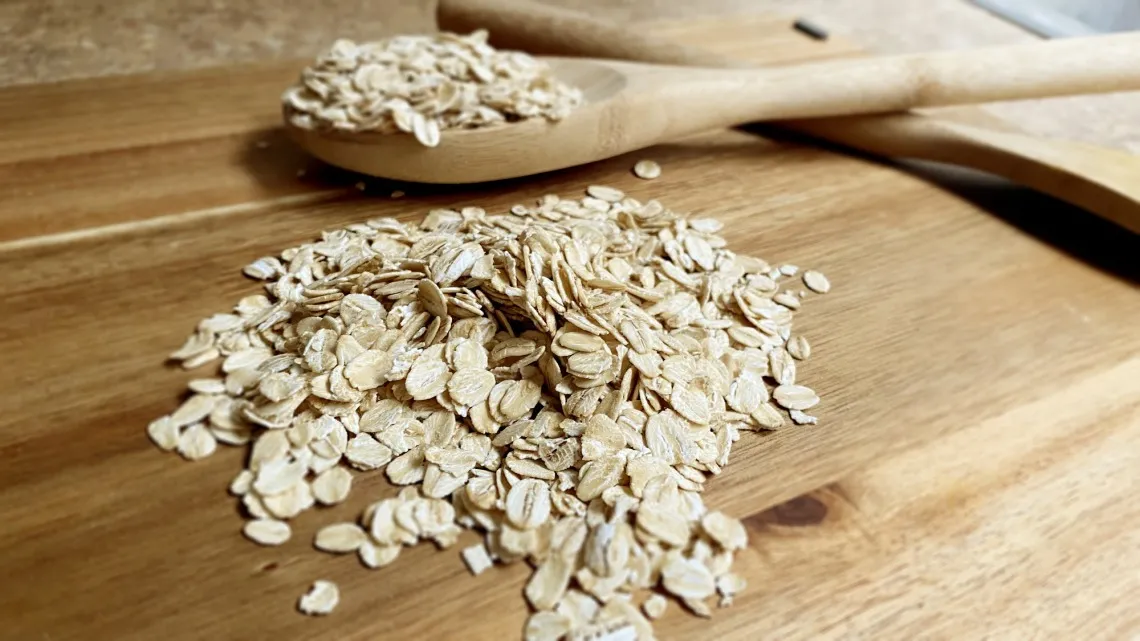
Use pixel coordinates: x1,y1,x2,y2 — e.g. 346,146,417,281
744,34,1139,115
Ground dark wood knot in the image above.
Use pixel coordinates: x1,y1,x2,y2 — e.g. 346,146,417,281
752,494,829,528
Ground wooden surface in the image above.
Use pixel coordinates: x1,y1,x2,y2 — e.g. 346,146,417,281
1,13,1139,641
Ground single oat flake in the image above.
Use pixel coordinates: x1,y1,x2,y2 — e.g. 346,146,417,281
642,594,668,620
148,185,832,640
314,522,368,554
298,580,340,616
243,519,292,546
802,270,831,294
632,160,662,180
461,543,494,576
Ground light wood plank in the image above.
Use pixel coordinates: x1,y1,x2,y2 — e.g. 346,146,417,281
0,62,297,165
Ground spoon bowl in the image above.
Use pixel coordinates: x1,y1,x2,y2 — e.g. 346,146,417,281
287,58,633,183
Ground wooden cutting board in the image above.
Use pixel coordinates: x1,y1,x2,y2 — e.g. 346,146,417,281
1,13,1137,641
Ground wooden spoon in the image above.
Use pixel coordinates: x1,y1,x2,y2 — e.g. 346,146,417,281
437,0,1140,234
288,31,1140,189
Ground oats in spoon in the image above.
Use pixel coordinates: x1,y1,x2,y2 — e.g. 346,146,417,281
282,31,584,147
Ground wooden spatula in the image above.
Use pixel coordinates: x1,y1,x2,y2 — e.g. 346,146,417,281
437,0,1140,234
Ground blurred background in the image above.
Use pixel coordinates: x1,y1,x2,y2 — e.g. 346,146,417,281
974,0,1139,36
2,0,1137,149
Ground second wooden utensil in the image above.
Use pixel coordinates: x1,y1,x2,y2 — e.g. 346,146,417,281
437,0,1140,234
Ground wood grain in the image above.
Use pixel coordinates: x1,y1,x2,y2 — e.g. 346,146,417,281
738,357,1140,640
1,14,1138,641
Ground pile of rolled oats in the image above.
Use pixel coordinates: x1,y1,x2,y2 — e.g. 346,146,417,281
282,31,583,147
149,186,828,640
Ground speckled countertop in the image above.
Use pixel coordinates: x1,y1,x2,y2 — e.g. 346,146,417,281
2,0,1138,150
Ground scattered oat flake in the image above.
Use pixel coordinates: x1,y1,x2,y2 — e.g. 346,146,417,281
525,554,573,611
747,401,784,431
683,597,713,618
802,270,831,293
448,368,495,407
254,457,308,496
314,522,368,553
717,572,747,599
786,335,811,360
147,417,179,451
701,511,747,551
229,469,254,496
632,160,661,180
243,519,291,546
773,384,820,411
298,580,339,616
311,466,352,505
642,594,668,620
461,543,494,576
506,478,552,530
662,555,716,600
359,541,401,568
405,360,451,401
344,433,393,470
789,409,818,425
585,185,624,202
526,611,573,641
262,480,314,520
176,423,216,461
170,394,215,427
189,378,227,394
